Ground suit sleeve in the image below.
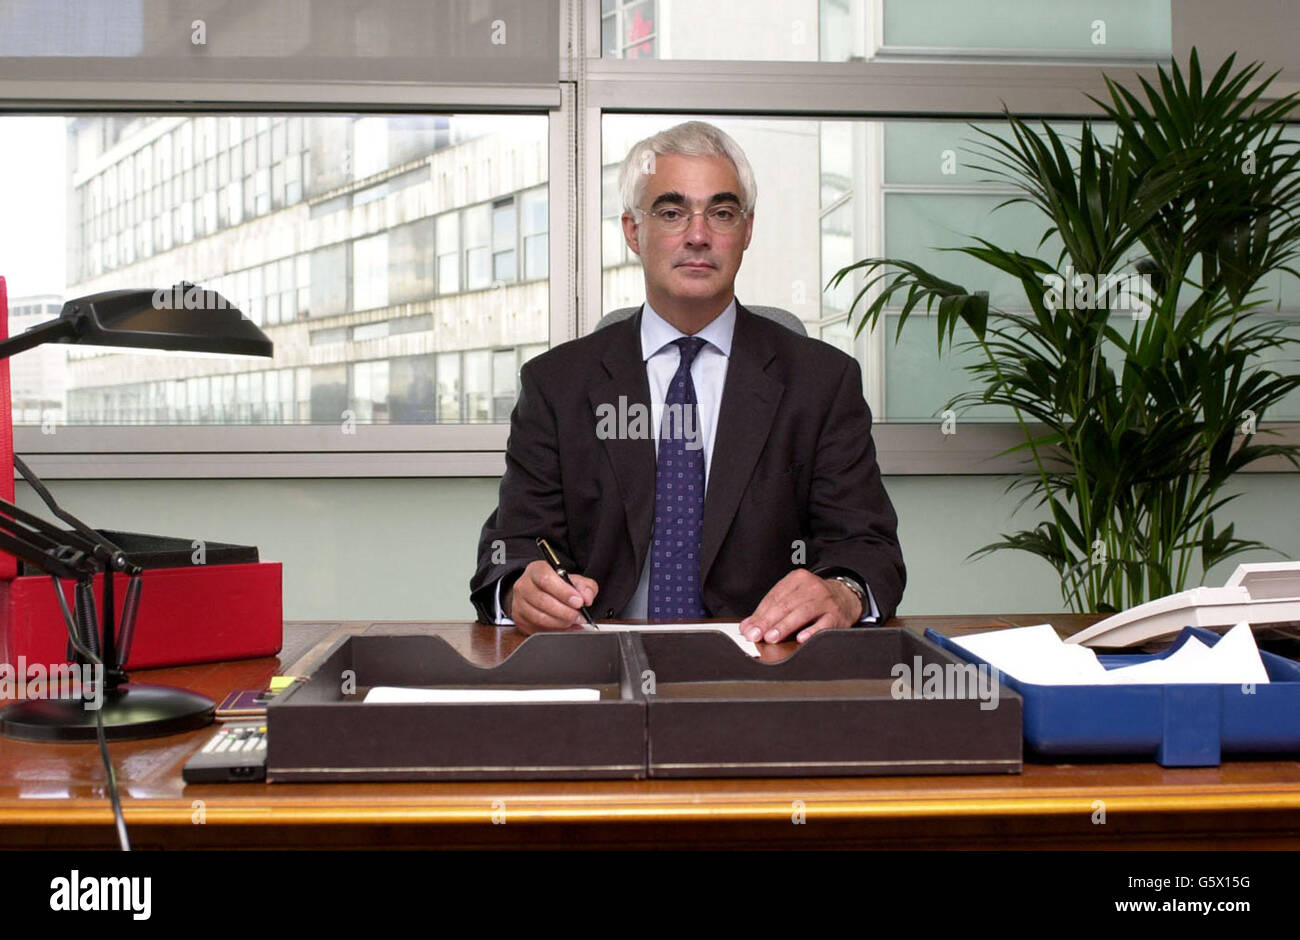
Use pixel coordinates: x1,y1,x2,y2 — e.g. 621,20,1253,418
468,360,573,623
805,356,906,622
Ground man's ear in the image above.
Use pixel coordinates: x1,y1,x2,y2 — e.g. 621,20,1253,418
742,212,755,251
621,211,643,258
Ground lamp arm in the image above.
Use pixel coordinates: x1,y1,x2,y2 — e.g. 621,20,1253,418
12,455,134,569
0,496,104,561
0,528,94,580
0,316,78,359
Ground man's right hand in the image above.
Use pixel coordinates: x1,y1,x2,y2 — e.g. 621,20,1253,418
503,560,600,635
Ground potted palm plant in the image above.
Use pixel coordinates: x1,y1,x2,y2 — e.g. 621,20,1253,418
833,51,1300,613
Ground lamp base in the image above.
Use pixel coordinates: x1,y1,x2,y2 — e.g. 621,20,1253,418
0,683,215,742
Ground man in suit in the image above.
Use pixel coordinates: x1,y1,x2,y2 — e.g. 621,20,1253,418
470,121,904,644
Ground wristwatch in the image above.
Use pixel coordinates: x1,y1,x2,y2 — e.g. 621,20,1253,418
827,574,867,621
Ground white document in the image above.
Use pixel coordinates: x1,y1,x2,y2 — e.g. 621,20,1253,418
1104,622,1269,685
584,622,760,657
950,624,1111,685
950,621,1269,686
364,686,602,703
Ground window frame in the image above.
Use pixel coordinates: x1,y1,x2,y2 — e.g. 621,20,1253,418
6,0,1298,477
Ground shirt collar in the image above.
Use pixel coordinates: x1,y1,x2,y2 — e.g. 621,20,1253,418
640,298,737,362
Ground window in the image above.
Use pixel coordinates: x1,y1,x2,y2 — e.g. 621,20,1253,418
600,0,1171,62
436,352,461,423
464,203,492,291
464,350,491,423
8,0,1293,476
601,165,627,267
15,105,546,434
492,199,517,284
9,110,540,432
352,233,389,312
602,0,657,60
351,360,390,423
601,111,1285,425
436,212,460,295
491,348,517,421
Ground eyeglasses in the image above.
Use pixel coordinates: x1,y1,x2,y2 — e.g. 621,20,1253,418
636,203,749,234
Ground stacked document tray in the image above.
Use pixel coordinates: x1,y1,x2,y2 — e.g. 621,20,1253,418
929,626,1300,767
267,627,1023,781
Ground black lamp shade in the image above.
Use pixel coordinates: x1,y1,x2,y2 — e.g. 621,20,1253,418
60,285,273,357
0,283,273,360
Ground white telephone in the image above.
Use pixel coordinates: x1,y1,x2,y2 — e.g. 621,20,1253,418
1066,561,1300,648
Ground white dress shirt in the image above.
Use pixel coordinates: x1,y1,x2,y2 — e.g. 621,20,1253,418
494,299,878,624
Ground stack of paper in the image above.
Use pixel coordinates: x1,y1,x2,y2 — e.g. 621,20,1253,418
950,622,1269,686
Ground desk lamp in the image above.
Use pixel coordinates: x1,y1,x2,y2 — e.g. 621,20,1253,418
0,285,272,741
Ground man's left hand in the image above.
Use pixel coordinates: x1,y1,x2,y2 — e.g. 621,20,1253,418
739,569,862,645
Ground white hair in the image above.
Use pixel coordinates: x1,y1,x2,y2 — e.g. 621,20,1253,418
617,121,757,216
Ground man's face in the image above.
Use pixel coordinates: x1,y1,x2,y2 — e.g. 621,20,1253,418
621,152,754,317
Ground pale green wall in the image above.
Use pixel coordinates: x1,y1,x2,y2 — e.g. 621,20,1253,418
15,473,1299,621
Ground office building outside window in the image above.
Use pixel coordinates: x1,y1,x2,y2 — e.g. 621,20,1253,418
6,113,550,426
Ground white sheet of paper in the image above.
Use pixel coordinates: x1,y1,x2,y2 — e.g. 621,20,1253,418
584,622,759,657
364,686,602,703
1104,622,1270,685
950,620,1270,685
950,624,1110,685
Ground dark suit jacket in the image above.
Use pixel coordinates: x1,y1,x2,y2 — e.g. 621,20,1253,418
469,302,905,623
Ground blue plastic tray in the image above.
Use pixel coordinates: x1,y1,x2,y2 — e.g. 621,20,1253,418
926,626,1300,767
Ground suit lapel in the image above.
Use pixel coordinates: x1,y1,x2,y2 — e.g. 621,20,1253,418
701,303,784,583
588,308,656,577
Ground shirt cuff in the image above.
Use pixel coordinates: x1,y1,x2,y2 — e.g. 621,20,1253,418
492,575,516,626
859,583,880,624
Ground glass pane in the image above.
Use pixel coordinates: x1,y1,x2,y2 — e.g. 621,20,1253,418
352,233,389,311
884,192,1051,308
493,251,517,283
349,359,389,423
436,351,461,423
467,248,491,291
883,0,1171,57
464,350,491,423
603,113,1300,424
492,201,516,252
388,219,436,305
524,234,548,280
438,253,460,295
0,0,560,85
884,314,1014,421
389,355,436,423
492,348,516,421
600,0,1170,61
4,112,548,427
521,187,547,236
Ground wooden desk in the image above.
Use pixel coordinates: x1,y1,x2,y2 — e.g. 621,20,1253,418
3,616,1300,850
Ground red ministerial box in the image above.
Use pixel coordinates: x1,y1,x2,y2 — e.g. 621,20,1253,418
0,562,282,670
0,277,15,582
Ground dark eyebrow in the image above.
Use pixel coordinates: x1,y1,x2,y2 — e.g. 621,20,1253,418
648,191,743,209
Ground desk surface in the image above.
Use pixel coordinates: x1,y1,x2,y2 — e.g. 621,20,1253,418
4,616,1300,850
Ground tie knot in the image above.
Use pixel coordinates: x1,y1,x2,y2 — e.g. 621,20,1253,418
674,336,707,370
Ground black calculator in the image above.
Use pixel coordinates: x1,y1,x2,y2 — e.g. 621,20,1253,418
183,722,268,783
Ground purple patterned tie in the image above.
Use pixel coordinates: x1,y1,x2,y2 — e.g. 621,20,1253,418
649,336,709,620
